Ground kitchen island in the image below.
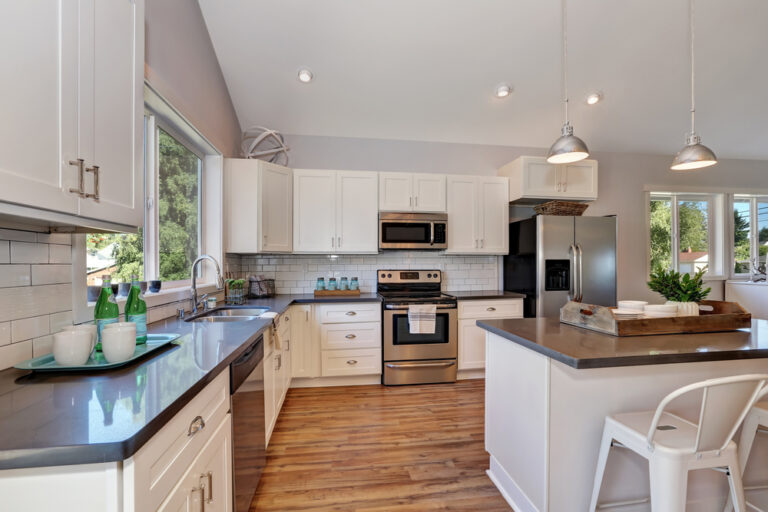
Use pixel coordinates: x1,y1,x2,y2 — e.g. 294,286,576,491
478,317,768,512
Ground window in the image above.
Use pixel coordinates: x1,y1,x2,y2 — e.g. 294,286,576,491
84,118,202,291
731,195,768,276
648,192,723,276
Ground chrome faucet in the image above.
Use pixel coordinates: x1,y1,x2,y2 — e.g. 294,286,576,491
191,255,225,313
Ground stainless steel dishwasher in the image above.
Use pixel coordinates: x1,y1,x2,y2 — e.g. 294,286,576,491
230,335,265,512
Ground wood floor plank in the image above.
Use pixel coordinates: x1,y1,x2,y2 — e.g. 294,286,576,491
250,379,512,512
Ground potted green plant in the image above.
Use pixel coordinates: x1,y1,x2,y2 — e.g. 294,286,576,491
647,267,711,316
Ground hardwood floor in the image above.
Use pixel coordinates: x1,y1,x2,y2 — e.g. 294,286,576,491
250,379,512,512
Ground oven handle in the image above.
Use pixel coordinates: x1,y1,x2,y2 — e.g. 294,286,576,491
385,361,456,369
430,222,435,246
385,304,457,310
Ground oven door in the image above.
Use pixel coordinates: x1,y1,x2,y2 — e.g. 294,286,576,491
383,306,457,361
379,220,433,249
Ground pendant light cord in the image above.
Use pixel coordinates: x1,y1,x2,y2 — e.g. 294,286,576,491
562,0,569,124
690,0,696,135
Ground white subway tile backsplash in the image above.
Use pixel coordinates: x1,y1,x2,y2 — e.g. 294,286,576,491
50,311,74,333
48,244,72,264
32,335,53,357
10,241,48,264
0,283,72,323
36,232,72,245
0,340,32,369
0,241,9,264
31,264,71,285
11,315,50,343
0,265,31,288
0,322,9,347
0,229,38,243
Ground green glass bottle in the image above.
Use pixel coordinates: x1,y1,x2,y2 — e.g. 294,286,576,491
125,274,147,344
94,275,119,351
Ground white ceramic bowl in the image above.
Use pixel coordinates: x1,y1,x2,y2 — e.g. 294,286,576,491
53,329,95,366
72,324,97,345
618,300,648,311
101,326,136,363
644,304,678,312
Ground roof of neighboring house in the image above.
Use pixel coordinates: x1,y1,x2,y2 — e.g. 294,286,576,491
679,251,708,263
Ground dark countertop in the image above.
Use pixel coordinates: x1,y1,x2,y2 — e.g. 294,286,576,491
0,293,381,470
446,290,526,300
478,317,768,369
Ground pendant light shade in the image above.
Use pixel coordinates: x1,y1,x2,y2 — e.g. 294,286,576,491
547,0,589,165
547,122,590,164
671,0,717,171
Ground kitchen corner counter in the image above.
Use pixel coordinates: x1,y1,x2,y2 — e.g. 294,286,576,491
446,290,525,300
0,293,381,470
478,317,768,369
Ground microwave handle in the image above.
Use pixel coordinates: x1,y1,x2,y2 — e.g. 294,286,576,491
430,222,435,246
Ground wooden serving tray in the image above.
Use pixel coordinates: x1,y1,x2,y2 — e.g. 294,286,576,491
560,300,752,337
314,289,361,297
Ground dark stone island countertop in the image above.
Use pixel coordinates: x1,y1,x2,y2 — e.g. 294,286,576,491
478,317,768,369
0,293,381,470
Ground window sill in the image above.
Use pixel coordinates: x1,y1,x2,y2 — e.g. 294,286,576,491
87,283,219,309
726,279,768,286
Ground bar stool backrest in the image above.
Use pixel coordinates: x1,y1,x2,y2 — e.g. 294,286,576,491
646,374,768,454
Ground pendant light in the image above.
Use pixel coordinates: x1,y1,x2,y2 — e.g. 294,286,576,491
670,0,717,171
546,0,589,164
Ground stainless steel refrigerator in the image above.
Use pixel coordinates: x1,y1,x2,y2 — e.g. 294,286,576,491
504,215,617,317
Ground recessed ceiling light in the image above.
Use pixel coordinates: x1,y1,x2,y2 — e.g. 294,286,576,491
494,84,512,98
297,68,313,83
586,92,602,105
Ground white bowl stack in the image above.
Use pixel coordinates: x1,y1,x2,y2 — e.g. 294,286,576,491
612,301,648,319
643,304,678,318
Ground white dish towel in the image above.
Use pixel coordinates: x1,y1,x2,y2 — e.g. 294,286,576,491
408,304,437,334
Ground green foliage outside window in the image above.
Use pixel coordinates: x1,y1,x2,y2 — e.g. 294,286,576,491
649,197,709,274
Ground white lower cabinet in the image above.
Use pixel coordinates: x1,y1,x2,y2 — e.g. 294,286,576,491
316,303,382,378
458,299,523,371
321,348,381,376
157,413,232,512
291,304,320,378
264,311,292,446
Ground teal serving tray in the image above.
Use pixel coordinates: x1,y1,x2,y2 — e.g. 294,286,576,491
15,333,181,372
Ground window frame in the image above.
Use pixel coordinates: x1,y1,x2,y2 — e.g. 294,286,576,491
730,194,768,279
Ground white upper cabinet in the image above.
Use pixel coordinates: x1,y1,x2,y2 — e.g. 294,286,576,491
447,176,509,255
336,171,379,253
0,0,144,228
224,159,293,253
499,156,598,203
379,172,446,212
294,170,378,254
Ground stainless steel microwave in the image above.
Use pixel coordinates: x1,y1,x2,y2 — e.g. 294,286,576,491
379,212,447,250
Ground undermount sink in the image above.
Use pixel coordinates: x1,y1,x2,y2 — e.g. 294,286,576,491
187,307,270,323
190,315,260,323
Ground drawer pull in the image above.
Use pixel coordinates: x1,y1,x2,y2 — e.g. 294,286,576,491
188,415,206,437
192,485,205,512
345,311,357,316
201,471,213,503
347,359,358,365
486,307,497,312
345,334,357,339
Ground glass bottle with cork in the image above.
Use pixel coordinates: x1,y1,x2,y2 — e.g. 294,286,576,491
124,274,147,344
94,275,119,351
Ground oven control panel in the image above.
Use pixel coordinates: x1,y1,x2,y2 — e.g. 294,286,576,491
377,270,441,284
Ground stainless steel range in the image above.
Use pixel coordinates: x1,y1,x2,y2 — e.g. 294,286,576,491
378,270,457,385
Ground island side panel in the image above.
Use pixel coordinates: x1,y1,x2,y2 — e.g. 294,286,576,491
547,358,768,512
486,332,549,512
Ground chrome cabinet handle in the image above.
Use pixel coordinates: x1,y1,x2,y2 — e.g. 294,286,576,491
191,485,205,512
85,165,100,200
345,311,356,316
480,239,484,248
68,159,85,196
285,340,290,351
188,415,206,436
200,472,213,503
409,197,413,207
415,196,418,207
486,307,496,312
345,334,356,339
338,236,341,248
347,360,358,365
386,361,455,369
331,237,334,248
568,244,578,301
276,354,282,370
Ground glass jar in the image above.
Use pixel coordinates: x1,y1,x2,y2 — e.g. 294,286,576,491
316,277,326,291
340,277,349,290
350,277,359,291
328,278,337,291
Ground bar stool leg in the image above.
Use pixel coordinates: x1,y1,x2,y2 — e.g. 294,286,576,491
589,428,613,511
726,452,747,512
725,413,761,512
649,458,688,512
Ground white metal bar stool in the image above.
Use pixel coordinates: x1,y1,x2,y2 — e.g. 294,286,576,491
589,374,768,512
724,387,768,512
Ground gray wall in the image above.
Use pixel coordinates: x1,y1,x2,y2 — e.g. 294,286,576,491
285,133,768,303
145,0,242,157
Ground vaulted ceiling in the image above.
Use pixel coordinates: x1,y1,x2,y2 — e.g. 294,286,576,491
199,0,768,160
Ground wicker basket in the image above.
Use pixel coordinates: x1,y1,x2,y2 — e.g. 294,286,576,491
533,200,589,216
249,277,276,298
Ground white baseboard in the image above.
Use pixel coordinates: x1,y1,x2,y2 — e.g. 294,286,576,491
487,455,539,512
458,369,485,380
290,374,382,388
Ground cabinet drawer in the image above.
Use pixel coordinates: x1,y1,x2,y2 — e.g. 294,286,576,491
124,369,230,512
317,303,380,323
321,348,382,376
458,299,523,320
321,322,381,350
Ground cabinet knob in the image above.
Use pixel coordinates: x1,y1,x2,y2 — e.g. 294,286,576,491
187,415,206,437
345,334,356,339
346,359,358,365
345,311,357,316
486,307,496,312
